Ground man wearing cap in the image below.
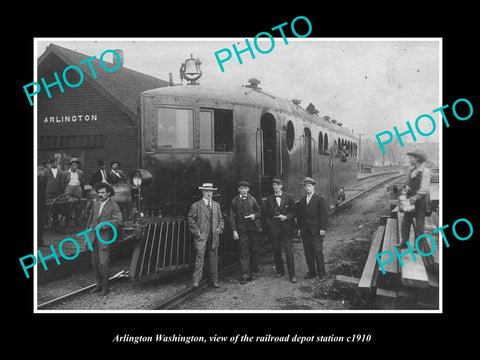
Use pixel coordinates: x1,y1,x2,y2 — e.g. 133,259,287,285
90,159,110,186
108,161,127,185
399,149,431,248
62,157,85,197
264,178,297,283
296,177,328,280
187,183,225,288
229,181,262,284
86,182,123,296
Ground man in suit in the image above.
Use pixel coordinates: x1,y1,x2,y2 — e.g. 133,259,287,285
85,182,122,296
187,183,225,288
45,157,64,201
108,161,127,185
37,159,48,246
229,180,262,284
264,178,297,283
296,177,328,280
89,159,109,186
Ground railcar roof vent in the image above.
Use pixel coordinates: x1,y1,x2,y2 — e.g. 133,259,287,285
245,78,261,89
306,102,319,115
292,99,301,105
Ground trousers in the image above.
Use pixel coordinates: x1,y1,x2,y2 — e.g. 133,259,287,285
269,224,295,277
302,228,325,276
401,196,427,247
192,236,218,284
238,229,260,279
91,242,111,290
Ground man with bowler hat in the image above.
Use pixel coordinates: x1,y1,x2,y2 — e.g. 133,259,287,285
399,149,431,249
86,182,122,296
264,178,297,283
187,183,225,288
296,177,328,280
90,159,109,186
229,180,262,284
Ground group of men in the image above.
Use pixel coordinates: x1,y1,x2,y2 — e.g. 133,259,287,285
37,149,430,298
187,177,328,288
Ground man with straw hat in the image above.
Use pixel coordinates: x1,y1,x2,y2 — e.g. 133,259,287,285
187,183,225,288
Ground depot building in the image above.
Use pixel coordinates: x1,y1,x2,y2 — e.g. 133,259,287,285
37,43,169,180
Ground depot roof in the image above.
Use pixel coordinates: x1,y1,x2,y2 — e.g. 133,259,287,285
38,43,169,118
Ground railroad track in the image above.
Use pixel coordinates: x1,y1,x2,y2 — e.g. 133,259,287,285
37,171,405,311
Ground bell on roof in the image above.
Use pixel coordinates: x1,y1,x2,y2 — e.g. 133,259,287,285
180,54,202,85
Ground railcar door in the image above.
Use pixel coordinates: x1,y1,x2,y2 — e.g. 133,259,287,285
257,113,277,196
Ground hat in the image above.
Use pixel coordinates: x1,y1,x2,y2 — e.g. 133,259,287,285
303,177,316,185
69,157,80,165
110,161,121,167
94,182,115,196
49,157,58,164
238,180,251,187
272,178,283,184
407,149,427,162
199,183,218,191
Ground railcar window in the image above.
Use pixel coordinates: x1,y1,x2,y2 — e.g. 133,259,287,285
200,108,233,152
199,110,213,150
286,121,295,151
157,108,194,148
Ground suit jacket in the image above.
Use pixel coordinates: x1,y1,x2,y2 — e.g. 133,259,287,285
187,199,225,250
229,194,262,233
86,198,123,250
62,170,85,191
296,192,328,235
45,168,64,199
90,168,109,186
264,192,296,232
108,169,127,184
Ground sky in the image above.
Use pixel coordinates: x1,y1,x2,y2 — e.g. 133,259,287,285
36,38,440,143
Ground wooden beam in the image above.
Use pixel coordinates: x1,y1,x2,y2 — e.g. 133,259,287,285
400,224,430,288
377,218,398,289
358,225,385,293
333,275,360,290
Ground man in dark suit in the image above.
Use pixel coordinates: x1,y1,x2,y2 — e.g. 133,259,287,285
85,182,123,296
229,180,262,284
296,177,328,280
89,159,109,186
264,178,297,283
187,183,225,288
45,157,64,201
108,161,127,184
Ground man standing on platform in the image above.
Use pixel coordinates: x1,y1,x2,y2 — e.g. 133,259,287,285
264,178,297,283
229,181,262,284
399,149,431,249
86,182,122,296
45,157,64,201
296,177,328,280
187,183,225,288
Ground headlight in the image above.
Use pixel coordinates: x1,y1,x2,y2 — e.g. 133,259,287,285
129,169,153,188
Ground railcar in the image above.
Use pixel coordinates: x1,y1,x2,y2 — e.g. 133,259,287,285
129,74,359,280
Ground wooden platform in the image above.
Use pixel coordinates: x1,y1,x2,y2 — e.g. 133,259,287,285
334,209,440,310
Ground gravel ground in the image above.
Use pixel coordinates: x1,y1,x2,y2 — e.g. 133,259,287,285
37,182,393,311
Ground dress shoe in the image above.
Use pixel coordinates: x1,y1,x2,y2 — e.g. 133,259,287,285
303,273,316,279
89,286,102,294
275,273,284,278
212,282,220,288
290,276,297,283
240,278,248,285
317,273,326,281
249,274,257,281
